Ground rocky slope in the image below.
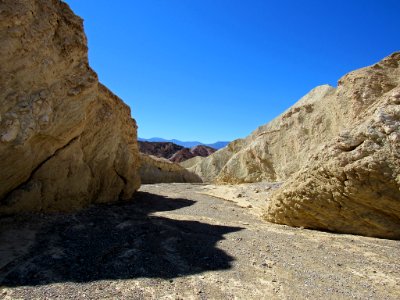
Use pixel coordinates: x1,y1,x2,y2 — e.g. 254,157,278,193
170,145,216,163
138,141,184,159
139,141,216,163
183,52,400,239
139,154,202,184
265,53,400,239
139,137,229,149
0,0,140,213
183,84,340,183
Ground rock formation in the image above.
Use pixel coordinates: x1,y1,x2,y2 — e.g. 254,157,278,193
183,52,400,239
170,145,216,163
0,0,140,213
139,141,184,159
139,141,216,163
184,54,399,185
265,53,400,239
183,84,343,183
181,139,245,182
140,154,202,184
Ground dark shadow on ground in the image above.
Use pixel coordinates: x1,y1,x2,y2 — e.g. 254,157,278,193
0,191,243,287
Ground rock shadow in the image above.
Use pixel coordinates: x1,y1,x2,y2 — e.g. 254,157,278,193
0,191,243,287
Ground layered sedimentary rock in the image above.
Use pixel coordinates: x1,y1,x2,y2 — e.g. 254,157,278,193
184,52,400,238
0,0,140,213
140,154,202,184
184,84,340,183
169,145,216,163
265,53,400,239
184,54,399,186
181,139,245,182
139,141,216,163
138,141,184,159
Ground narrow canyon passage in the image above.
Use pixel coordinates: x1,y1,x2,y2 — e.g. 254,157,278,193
1,183,399,299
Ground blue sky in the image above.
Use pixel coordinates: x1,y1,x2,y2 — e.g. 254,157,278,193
65,0,399,143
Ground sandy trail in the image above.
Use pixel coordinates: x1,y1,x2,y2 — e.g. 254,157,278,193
1,183,399,299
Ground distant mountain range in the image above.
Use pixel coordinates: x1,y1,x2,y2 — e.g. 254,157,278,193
139,141,217,163
138,137,229,150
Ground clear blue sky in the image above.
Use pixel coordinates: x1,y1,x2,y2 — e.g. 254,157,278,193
64,0,399,143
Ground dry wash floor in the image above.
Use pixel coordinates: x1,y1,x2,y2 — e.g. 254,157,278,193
0,183,399,299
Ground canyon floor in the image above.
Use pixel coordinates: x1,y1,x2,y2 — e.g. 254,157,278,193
0,183,399,299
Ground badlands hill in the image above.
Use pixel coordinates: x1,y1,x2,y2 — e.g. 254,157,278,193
139,141,216,163
139,141,184,159
170,145,216,163
0,0,140,213
138,142,214,183
139,154,202,184
183,53,400,239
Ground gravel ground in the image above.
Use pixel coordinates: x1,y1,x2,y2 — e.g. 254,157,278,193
1,183,399,299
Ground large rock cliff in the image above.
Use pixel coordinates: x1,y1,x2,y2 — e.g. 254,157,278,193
265,53,400,239
183,84,343,183
184,54,399,186
0,0,140,213
184,52,400,239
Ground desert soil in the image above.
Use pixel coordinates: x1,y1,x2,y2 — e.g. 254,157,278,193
1,183,399,299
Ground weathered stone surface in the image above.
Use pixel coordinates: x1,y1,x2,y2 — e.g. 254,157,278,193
182,139,245,182
183,84,343,183
185,53,400,187
0,0,140,213
140,154,202,184
183,52,400,238
265,53,400,239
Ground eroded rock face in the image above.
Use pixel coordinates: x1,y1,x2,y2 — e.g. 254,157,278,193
139,141,216,164
0,0,140,213
184,85,342,183
138,141,184,160
181,139,245,182
140,154,202,184
265,53,400,239
183,52,400,238
184,54,400,188
169,145,216,163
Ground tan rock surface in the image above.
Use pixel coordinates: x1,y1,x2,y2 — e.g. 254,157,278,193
0,0,140,213
265,53,400,239
184,54,399,184
140,154,202,184
182,138,245,182
184,52,400,239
